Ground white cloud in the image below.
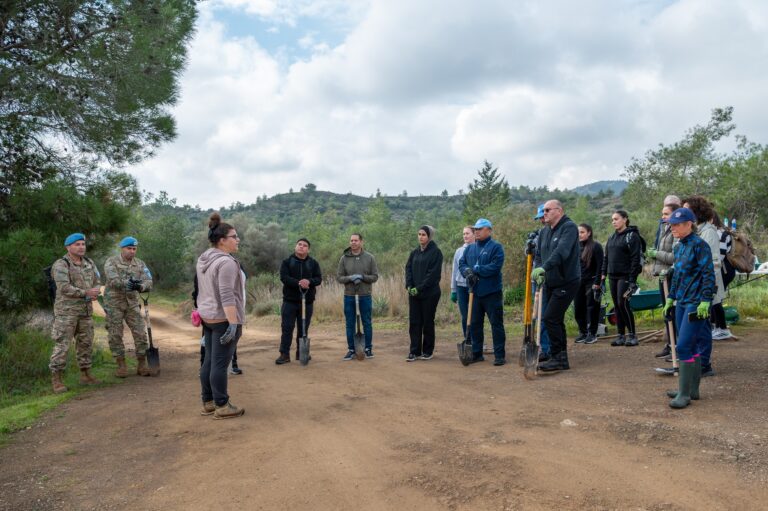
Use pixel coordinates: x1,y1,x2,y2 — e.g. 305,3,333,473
129,0,768,207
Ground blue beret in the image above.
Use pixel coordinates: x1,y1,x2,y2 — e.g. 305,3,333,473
64,233,85,246
534,203,545,220
473,218,492,229
119,236,138,248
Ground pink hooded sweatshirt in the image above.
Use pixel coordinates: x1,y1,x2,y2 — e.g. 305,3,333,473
195,248,245,324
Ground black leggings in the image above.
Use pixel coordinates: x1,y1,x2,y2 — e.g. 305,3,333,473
609,275,635,336
574,280,600,335
711,264,736,330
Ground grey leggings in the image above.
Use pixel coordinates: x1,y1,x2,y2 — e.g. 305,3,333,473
200,322,241,406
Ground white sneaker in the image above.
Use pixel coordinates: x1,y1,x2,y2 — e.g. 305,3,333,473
712,328,729,340
716,328,733,340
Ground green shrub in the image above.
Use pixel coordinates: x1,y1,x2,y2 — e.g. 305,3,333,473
0,328,54,398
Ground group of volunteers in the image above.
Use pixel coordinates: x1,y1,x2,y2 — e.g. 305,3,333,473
48,192,737,418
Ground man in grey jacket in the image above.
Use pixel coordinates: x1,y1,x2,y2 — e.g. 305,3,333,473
337,233,379,359
532,200,581,372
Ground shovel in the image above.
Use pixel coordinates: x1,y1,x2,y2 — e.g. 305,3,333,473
524,287,543,380
354,286,365,360
457,286,474,366
299,289,311,366
655,270,679,376
141,295,160,376
519,237,537,369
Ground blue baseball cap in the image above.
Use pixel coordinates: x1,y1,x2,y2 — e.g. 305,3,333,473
473,218,492,229
665,207,696,224
534,204,545,220
119,236,139,248
64,233,85,246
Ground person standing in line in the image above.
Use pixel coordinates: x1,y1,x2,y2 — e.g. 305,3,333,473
196,213,245,419
601,210,643,347
532,200,581,372
276,238,322,364
450,226,476,339
647,202,680,359
405,226,443,361
459,218,506,365
337,233,379,360
103,236,153,378
532,204,552,362
710,212,735,340
662,207,715,409
49,233,102,393
574,224,603,345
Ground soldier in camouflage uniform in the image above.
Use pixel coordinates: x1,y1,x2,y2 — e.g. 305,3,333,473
103,237,153,377
50,233,103,394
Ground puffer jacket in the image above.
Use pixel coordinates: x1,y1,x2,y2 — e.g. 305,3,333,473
652,224,676,276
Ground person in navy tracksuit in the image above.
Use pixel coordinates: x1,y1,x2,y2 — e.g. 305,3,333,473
459,218,506,365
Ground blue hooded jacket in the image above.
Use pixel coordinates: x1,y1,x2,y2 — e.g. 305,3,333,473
458,236,504,297
668,232,716,307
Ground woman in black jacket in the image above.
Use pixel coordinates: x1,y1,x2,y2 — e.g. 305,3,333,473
601,210,643,346
405,225,443,361
574,224,604,344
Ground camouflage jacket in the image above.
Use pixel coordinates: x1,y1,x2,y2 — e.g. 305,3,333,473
53,255,101,316
104,255,153,307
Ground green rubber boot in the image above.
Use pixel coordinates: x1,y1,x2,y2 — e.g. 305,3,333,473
669,361,694,409
666,357,702,400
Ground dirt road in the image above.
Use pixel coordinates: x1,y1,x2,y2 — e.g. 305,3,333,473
1,309,767,510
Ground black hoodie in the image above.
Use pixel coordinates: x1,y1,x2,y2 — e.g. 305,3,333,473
280,254,322,303
601,226,642,281
405,240,443,298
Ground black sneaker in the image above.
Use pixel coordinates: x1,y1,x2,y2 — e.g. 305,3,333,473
343,350,355,361
655,345,671,358
624,335,639,347
469,354,485,364
420,353,433,360
574,333,588,344
365,349,374,359
611,335,626,347
538,352,551,362
493,358,506,366
701,365,715,377
406,353,418,362
229,364,242,375
584,334,598,345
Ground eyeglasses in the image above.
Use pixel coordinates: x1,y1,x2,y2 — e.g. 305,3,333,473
226,235,240,240
544,207,560,213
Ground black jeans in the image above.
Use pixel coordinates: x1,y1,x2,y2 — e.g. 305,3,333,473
469,291,506,360
574,280,600,336
408,292,440,356
609,275,636,336
543,280,579,356
200,321,241,406
280,300,313,355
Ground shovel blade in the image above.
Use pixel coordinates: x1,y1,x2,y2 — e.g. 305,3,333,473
655,367,678,376
354,333,365,360
146,346,160,376
299,336,310,366
457,341,473,366
522,340,539,380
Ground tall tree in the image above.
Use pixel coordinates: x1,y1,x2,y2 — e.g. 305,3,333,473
463,160,511,221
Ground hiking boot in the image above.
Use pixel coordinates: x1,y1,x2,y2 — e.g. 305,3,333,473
655,344,671,358
275,353,291,365
584,334,598,345
539,351,569,372
538,352,551,363
365,348,374,359
574,332,588,344
669,361,695,409
611,335,626,347
469,354,485,364
79,368,101,385
701,364,715,377
406,353,418,362
213,401,245,420
51,371,68,394
201,400,215,416
624,334,639,347
115,356,128,378
493,358,506,366
421,353,433,360
229,363,242,375
343,350,356,361
136,355,150,376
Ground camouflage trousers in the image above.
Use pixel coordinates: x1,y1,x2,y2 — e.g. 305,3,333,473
105,303,148,357
49,314,94,372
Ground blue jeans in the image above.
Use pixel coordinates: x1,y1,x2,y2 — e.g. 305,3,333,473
675,304,712,362
456,286,471,338
344,295,373,350
469,291,506,360
533,283,550,355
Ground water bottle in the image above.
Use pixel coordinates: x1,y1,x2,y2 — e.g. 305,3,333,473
724,217,729,229
731,218,737,231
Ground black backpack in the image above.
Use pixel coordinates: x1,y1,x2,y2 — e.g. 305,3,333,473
625,230,647,266
43,257,95,303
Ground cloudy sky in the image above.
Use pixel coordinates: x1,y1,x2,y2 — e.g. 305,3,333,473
130,0,768,208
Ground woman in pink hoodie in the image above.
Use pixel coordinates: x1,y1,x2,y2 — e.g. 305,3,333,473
196,213,246,420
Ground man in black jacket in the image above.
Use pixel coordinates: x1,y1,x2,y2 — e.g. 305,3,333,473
532,200,581,371
276,238,322,364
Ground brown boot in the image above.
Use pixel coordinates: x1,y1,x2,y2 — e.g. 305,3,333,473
275,353,290,365
115,356,128,378
136,355,150,376
51,371,68,394
79,368,101,385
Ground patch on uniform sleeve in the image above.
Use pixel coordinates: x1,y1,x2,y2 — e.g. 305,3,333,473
143,267,153,279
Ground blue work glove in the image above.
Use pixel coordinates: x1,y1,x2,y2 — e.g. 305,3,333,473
697,301,711,319
220,323,240,345
662,298,674,317
531,267,545,285
408,287,419,297
450,291,457,303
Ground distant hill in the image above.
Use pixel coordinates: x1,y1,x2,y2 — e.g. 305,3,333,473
571,180,627,196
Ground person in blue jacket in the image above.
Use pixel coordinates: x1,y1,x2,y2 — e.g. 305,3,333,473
459,218,506,365
663,207,716,409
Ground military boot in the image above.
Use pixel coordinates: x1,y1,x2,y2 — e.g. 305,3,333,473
539,351,569,372
51,371,68,394
115,356,128,378
79,368,101,385
669,361,694,409
136,355,150,376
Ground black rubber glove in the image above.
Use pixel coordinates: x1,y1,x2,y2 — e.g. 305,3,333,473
220,324,240,345
623,282,639,300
